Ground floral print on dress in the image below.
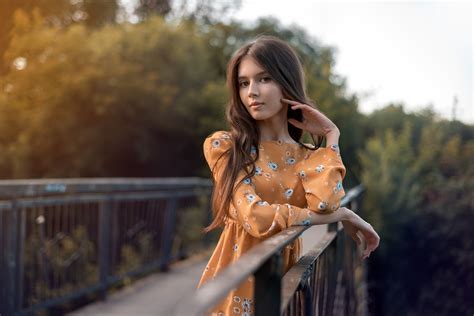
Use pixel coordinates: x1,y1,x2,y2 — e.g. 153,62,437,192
268,161,278,171
318,201,328,210
316,164,325,173
243,222,251,232
200,131,346,315
286,157,296,165
245,193,256,203
330,144,340,155
250,146,257,158
284,188,294,199
332,181,343,194
212,139,221,148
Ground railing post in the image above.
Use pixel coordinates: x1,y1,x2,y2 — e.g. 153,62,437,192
98,197,113,301
0,209,4,314
254,253,282,315
5,198,20,315
160,197,178,271
332,219,346,315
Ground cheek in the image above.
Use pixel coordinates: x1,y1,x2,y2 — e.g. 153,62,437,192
239,88,247,105
266,82,283,96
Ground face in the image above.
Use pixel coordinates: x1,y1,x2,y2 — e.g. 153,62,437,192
237,56,287,122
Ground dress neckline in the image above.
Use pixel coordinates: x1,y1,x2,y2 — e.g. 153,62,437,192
259,140,300,145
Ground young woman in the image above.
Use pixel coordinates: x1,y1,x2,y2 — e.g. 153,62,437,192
197,35,380,315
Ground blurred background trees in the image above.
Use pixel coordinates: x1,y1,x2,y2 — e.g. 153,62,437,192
0,1,472,315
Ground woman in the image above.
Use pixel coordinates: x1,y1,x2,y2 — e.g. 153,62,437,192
198,35,380,315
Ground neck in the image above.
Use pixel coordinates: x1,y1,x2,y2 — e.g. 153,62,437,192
257,110,294,142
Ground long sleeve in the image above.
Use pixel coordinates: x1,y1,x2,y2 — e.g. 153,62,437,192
296,145,346,214
203,131,314,239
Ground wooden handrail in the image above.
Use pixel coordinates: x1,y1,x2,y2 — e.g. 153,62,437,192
174,185,366,316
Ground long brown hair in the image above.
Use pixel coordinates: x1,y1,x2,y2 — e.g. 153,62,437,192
204,35,322,233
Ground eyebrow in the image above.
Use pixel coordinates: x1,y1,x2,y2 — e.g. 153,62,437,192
238,71,269,80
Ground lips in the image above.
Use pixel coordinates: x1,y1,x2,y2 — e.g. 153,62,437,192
250,102,264,107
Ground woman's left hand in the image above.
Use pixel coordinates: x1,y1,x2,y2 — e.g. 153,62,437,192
342,213,380,262
281,98,339,138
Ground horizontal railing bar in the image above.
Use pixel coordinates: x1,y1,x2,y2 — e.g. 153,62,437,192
175,185,364,315
8,189,204,208
280,230,338,313
0,201,12,210
174,225,309,316
0,177,212,198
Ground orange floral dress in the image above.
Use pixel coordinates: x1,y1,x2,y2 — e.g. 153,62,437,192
197,131,346,315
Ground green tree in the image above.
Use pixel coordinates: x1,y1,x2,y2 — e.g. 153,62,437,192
0,13,226,178
199,17,365,185
0,0,119,75
359,110,474,315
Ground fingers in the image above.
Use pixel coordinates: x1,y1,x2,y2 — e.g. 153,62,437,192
352,233,362,245
281,98,312,111
280,98,300,105
359,228,380,261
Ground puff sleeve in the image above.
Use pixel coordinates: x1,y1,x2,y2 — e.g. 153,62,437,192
296,144,346,214
203,131,314,239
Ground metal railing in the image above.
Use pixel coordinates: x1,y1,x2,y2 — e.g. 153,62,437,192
175,185,367,316
0,178,212,315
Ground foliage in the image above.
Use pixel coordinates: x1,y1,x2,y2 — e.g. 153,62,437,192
23,225,97,305
0,12,226,178
359,110,474,315
0,5,472,315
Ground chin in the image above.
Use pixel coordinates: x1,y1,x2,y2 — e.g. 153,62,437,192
251,114,270,121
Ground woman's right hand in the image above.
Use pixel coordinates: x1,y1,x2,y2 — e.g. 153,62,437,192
341,207,380,261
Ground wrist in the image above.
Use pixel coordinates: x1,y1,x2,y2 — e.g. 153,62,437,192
326,129,340,145
326,128,340,137
340,207,354,222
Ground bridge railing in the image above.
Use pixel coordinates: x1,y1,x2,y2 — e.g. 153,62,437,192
175,185,367,316
0,178,212,315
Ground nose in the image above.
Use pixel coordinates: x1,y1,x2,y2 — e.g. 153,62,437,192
247,80,259,98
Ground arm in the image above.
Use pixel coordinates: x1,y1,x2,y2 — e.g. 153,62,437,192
204,131,345,239
284,100,346,214
296,143,346,214
325,129,340,148
304,205,351,226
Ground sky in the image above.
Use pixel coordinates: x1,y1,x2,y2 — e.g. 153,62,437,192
233,0,473,123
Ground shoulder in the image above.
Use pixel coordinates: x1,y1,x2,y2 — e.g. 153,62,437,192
204,130,232,149
205,130,232,142
203,131,232,165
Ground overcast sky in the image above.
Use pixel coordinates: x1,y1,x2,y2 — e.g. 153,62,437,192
233,0,473,123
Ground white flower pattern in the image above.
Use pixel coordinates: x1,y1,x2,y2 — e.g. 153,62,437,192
201,131,346,315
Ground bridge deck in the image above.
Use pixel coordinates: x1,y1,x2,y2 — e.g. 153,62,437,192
68,225,328,316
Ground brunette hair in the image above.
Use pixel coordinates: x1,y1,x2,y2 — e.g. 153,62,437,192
204,35,322,233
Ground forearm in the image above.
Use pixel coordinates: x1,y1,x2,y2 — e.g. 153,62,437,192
290,207,352,227
325,129,340,146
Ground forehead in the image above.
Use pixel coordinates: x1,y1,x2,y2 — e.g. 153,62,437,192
238,56,266,78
